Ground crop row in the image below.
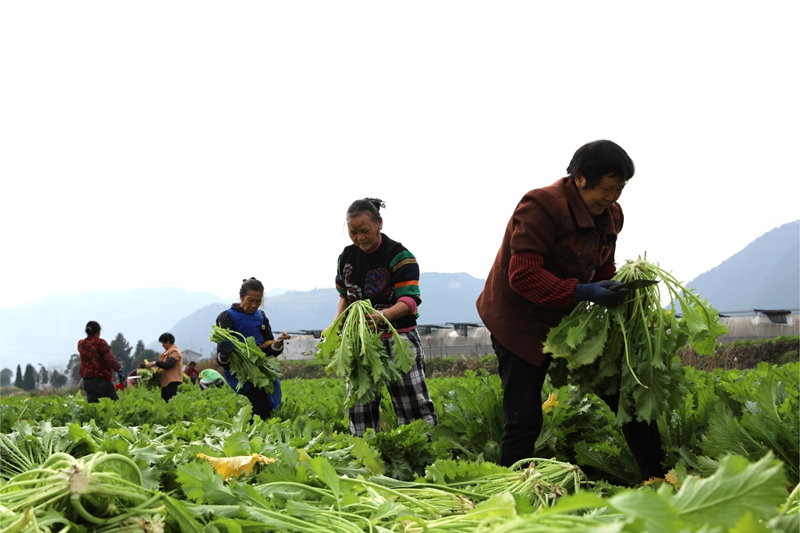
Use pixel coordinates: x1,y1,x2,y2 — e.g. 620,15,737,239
1,363,797,531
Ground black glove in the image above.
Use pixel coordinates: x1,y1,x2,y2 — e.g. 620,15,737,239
217,340,234,365
575,280,628,307
218,340,234,355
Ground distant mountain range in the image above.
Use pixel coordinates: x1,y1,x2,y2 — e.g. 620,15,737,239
1,221,797,372
0,288,228,372
153,272,486,356
0,273,485,371
684,220,799,313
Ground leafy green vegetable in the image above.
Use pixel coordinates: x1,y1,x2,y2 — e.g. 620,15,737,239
316,299,416,407
136,367,160,388
669,452,787,528
210,325,282,393
545,257,728,424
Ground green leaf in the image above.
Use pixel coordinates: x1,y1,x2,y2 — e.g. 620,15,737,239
351,438,385,475
309,456,341,505
391,334,416,374
465,492,517,519
232,405,252,432
176,460,236,504
729,512,771,533
223,431,253,457
162,493,205,533
608,488,681,533
569,321,609,368
538,491,610,515
670,453,787,528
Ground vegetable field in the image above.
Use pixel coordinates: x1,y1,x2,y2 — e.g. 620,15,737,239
1,363,798,532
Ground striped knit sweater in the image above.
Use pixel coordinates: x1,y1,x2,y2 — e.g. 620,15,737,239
336,233,422,330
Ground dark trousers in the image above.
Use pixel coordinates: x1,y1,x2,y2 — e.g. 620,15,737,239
599,393,666,480
161,381,180,402
84,378,119,403
244,387,273,421
493,336,666,480
494,336,551,468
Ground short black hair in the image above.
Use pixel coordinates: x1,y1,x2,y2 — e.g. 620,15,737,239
85,321,101,336
159,332,175,344
566,140,635,189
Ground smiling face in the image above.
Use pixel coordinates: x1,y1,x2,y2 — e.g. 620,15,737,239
347,213,383,253
575,173,626,216
239,289,263,314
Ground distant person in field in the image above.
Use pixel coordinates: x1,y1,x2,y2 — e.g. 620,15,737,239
197,368,226,390
78,321,122,403
334,197,438,437
215,277,290,420
126,362,146,388
184,361,199,384
477,140,666,480
145,333,183,402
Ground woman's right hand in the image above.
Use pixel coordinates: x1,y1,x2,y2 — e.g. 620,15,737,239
218,340,235,356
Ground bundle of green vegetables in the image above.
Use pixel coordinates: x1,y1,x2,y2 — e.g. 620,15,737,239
316,299,416,407
0,451,166,531
209,326,281,393
135,365,160,389
544,256,728,425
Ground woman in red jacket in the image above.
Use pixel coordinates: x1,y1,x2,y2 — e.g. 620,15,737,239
477,140,665,481
78,321,122,403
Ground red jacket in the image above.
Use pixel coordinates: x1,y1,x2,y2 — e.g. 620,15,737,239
78,336,122,380
476,177,623,366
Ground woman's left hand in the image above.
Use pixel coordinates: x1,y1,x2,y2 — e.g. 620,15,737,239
273,332,291,349
367,311,385,331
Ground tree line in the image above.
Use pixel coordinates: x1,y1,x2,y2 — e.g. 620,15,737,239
0,333,162,390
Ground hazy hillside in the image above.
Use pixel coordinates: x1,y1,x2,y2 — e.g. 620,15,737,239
3,218,797,375
155,272,486,357
0,288,226,371
685,220,799,312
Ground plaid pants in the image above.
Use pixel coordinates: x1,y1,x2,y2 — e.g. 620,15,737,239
348,329,439,437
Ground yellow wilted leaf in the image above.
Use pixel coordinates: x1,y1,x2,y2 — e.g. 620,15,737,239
197,453,276,481
664,468,680,487
541,393,560,413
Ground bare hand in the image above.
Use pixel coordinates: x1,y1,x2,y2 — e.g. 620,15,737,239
273,332,291,349
366,311,385,332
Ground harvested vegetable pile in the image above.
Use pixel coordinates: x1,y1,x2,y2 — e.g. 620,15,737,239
0,451,167,530
545,256,728,425
316,299,415,407
209,325,281,392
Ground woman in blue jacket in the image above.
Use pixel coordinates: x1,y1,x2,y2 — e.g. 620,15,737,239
215,277,290,420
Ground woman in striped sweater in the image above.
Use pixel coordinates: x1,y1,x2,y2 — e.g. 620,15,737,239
334,198,438,437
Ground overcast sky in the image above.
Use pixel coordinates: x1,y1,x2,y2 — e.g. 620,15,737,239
1,2,797,311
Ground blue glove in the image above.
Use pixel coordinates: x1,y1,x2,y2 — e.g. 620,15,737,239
575,280,628,307
117,371,126,383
